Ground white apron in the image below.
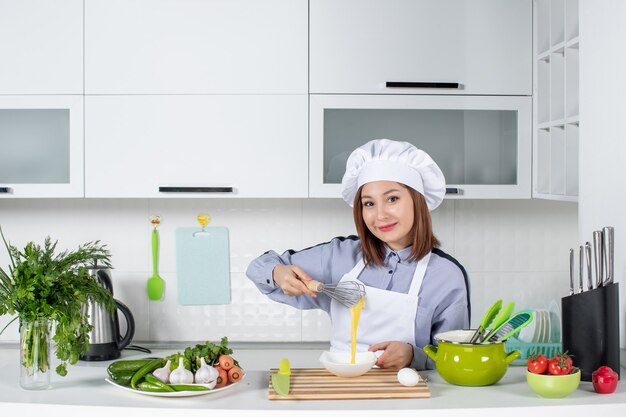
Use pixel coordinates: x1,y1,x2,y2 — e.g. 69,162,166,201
329,251,431,353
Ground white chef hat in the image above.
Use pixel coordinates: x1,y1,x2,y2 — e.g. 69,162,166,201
340,139,446,211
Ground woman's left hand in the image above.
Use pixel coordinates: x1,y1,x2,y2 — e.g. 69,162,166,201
368,341,414,370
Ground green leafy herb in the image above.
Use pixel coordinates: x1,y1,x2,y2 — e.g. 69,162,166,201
166,337,239,373
0,226,116,376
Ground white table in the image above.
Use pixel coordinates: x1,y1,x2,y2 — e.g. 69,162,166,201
1,343,625,417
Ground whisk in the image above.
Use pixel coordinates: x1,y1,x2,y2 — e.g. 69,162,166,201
306,280,366,308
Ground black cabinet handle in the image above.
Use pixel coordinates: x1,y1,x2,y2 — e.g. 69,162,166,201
158,186,234,193
0,187,13,194
445,188,460,195
386,82,461,89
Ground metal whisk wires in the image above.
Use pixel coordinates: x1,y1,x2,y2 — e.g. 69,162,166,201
306,280,366,308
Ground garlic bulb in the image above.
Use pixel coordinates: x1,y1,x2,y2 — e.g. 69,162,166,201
169,357,194,384
194,357,219,384
152,359,172,383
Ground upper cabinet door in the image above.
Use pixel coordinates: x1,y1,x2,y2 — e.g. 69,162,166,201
0,0,83,94
85,95,308,198
310,0,532,95
0,95,84,198
85,0,308,94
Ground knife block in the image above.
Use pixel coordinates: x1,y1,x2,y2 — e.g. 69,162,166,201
561,282,620,381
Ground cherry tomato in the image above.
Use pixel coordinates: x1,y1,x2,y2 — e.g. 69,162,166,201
548,352,574,375
527,354,548,374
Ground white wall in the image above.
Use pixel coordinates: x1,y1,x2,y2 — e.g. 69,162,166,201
579,0,626,354
0,198,577,343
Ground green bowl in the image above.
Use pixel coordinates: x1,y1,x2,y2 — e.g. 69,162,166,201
423,330,520,386
526,369,581,398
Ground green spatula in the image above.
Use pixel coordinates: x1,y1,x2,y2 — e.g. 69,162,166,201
147,225,164,301
468,299,502,343
481,301,515,342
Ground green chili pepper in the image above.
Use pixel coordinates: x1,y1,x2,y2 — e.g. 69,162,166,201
144,374,176,392
137,381,171,392
169,384,210,391
130,358,166,389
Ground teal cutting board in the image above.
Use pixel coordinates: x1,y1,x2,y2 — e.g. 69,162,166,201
175,227,231,305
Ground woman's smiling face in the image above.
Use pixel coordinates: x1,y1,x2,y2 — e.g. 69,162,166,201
360,181,415,251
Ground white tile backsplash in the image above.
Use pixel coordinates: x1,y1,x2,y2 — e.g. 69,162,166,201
0,198,577,342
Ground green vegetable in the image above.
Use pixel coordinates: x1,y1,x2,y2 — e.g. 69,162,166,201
144,374,175,392
166,337,238,373
0,226,116,377
130,358,166,389
137,381,171,392
108,359,156,376
107,371,135,386
170,384,210,391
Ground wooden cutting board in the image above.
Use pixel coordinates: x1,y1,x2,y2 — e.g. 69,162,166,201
268,368,430,400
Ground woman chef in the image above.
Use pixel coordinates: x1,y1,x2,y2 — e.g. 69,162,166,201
246,139,470,370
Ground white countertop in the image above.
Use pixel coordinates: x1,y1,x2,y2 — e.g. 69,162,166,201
1,344,626,417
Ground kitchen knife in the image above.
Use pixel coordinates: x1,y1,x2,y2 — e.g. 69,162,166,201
271,358,291,397
569,248,574,295
602,226,614,285
593,231,604,288
578,245,584,293
585,242,593,291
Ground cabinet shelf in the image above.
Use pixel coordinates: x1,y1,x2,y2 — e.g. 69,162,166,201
533,0,579,201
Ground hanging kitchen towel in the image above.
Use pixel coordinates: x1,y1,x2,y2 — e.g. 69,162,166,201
175,226,231,305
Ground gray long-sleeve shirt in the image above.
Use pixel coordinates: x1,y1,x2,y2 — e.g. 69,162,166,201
245,235,470,370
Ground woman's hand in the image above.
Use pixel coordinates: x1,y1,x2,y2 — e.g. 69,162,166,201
368,341,414,370
272,264,318,298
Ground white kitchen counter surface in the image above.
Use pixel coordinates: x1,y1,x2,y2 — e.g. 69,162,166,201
1,344,625,417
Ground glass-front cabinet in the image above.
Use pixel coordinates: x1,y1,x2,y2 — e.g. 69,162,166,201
0,96,83,198
310,95,531,199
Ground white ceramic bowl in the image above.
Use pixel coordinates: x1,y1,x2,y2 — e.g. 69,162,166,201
319,351,376,378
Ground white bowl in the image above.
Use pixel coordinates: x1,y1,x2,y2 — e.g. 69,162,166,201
319,351,376,378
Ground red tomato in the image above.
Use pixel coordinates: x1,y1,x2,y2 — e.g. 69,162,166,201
592,366,619,394
527,354,548,374
548,352,574,375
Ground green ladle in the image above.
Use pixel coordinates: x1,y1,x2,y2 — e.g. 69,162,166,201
468,299,502,343
147,228,164,300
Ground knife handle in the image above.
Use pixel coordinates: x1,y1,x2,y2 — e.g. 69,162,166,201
603,226,614,285
593,231,604,288
585,242,593,290
569,248,574,295
578,245,584,293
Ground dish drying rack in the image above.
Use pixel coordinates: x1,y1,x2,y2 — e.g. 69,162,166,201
505,337,562,365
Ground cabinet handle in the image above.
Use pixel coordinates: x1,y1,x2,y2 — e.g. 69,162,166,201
158,186,234,193
386,82,461,89
0,187,13,194
445,188,460,195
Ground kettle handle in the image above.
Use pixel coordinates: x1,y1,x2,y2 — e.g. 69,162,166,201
504,349,521,365
115,299,135,351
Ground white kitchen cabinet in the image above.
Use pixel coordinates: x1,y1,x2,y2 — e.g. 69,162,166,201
533,0,579,201
0,96,84,198
85,95,308,198
310,0,532,95
85,0,307,95
310,95,532,199
0,0,83,94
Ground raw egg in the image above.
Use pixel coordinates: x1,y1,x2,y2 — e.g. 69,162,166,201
397,367,420,386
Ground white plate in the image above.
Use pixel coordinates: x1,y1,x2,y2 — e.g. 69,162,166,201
532,310,543,343
105,376,244,397
548,299,561,343
542,310,551,343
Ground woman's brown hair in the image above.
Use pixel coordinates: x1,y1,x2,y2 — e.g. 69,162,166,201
353,184,440,266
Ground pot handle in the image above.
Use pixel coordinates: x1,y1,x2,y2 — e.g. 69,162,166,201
423,345,438,361
504,349,521,365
